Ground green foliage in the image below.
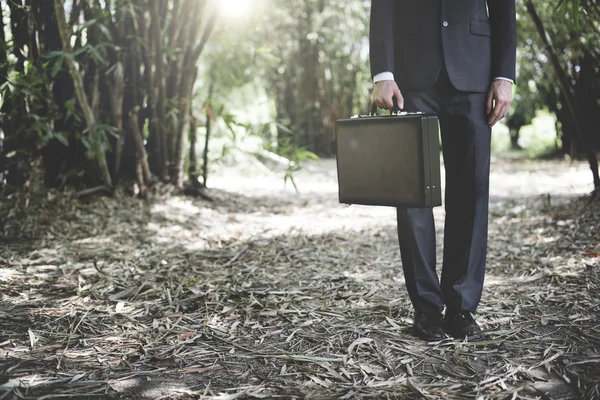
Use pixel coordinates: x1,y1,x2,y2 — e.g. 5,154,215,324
0,67,60,150
200,0,370,159
2,0,595,192
554,0,600,32
278,137,319,192
1,0,222,189
517,111,560,158
510,0,600,159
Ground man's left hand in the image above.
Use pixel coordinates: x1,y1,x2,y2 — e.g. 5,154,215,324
487,80,513,127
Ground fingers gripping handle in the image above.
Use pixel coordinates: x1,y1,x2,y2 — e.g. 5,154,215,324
371,96,401,116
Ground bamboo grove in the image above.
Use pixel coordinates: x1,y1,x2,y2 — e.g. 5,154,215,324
0,0,599,196
0,0,218,195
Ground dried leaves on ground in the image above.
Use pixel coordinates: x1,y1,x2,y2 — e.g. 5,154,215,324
0,158,599,400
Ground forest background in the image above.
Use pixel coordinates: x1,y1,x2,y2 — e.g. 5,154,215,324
0,0,598,198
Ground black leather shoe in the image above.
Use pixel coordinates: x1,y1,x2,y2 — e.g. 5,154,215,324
443,311,485,342
412,311,445,342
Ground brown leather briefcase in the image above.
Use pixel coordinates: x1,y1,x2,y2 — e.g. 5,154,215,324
335,110,442,208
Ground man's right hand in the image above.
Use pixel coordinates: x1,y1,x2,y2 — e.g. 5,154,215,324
371,80,404,111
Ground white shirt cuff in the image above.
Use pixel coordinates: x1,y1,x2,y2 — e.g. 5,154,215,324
494,77,514,84
374,71,395,83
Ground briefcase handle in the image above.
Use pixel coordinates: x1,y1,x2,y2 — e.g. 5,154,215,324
370,96,401,116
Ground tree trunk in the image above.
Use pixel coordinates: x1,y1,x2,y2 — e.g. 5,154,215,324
154,0,169,182
0,6,4,75
202,82,215,187
172,61,201,187
0,4,6,183
53,0,113,188
111,62,126,177
8,0,29,74
188,115,199,184
525,0,586,147
135,157,146,198
171,6,218,188
33,0,78,188
147,1,168,180
587,151,600,189
129,108,152,185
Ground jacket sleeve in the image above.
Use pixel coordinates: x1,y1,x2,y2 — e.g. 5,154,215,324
369,0,395,79
487,0,517,82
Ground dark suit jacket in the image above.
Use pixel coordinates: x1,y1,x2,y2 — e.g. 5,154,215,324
369,0,516,93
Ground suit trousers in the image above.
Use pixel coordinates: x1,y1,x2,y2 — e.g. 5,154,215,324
397,65,492,315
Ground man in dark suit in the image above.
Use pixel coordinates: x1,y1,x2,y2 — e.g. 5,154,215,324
369,0,516,342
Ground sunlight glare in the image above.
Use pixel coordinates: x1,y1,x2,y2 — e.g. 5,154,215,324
218,0,255,19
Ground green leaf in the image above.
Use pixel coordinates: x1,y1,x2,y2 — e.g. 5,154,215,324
94,123,119,139
89,46,108,65
81,136,93,150
283,170,299,192
74,45,89,56
42,50,64,59
54,132,70,147
97,23,113,40
222,117,238,141
62,52,76,62
82,18,98,30
50,55,64,77
275,122,295,135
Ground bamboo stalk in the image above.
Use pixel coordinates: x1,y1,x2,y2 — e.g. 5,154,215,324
146,2,159,173
202,82,214,187
0,5,8,86
171,6,219,187
111,61,125,177
91,68,100,116
188,115,198,184
135,156,146,198
129,107,152,185
151,1,168,181
172,64,194,187
191,6,219,61
67,0,82,33
53,0,113,188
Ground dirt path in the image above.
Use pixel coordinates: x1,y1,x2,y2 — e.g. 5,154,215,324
1,157,599,399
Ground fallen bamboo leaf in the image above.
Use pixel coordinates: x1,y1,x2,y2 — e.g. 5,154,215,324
28,329,37,349
582,251,600,257
181,364,221,374
285,330,297,342
566,358,600,367
359,363,376,375
308,374,331,388
259,310,278,317
348,337,374,354
272,355,344,363
115,301,125,313
109,286,141,301
385,316,402,330
530,351,565,370
177,332,197,341
259,329,283,339
406,377,429,399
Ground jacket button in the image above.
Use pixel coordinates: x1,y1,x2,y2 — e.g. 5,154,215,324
442,21,448,27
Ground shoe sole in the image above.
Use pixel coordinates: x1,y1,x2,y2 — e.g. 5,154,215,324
448,332,485,342
443,322,485,342
412,327,445,342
